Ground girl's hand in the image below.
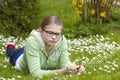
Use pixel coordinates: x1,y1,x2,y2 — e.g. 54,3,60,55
54,68,77,75
76,65,85,73
65,67,78,75
64,63,85,75
54,65,85,75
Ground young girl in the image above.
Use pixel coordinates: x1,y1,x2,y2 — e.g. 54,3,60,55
6,15,85,78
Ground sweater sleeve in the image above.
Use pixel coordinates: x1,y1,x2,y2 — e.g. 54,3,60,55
24,37,56,77
59,36,71,68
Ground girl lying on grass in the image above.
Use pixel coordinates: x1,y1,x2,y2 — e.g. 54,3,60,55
6,15,85,78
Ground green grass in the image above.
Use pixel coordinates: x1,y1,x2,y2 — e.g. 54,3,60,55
0,0,120,80
0,54,35,79
0,33,120,80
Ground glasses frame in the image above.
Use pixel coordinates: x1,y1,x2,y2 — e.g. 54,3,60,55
42,28,62,38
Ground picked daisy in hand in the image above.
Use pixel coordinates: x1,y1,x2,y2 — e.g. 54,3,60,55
65,62,85,74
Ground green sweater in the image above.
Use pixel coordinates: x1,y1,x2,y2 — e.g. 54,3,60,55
19,30,71,77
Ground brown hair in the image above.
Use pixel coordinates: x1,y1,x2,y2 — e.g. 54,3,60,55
41,15,63,30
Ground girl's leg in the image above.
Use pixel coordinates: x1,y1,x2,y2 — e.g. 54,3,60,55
10,47,24,66
6,43,24,66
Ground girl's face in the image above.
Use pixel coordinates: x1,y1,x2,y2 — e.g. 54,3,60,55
40,24,62,47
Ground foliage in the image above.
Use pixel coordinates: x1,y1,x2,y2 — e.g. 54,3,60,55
72,0,118,24
0,0,41,37
0,0,120,39
64,23,111,38
109,5,120,29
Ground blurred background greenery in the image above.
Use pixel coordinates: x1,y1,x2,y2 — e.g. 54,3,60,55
0,0,120,39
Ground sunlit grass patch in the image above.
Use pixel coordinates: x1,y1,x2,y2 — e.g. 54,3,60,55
0,34,120,79
67,35,120,79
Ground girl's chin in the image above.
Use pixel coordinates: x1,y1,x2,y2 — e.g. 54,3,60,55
50,43,56,46
49,42,56,46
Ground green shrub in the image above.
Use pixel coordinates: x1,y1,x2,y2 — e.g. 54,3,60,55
64,23,111,39
0,0,41,37
109,6,120,29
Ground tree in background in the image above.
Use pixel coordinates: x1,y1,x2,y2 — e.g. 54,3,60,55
72,0,118,24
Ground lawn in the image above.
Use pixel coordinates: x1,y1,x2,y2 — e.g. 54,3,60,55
0,0,120,80
0,32,120,80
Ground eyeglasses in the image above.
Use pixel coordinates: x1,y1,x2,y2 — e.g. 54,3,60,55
42,28,62,38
